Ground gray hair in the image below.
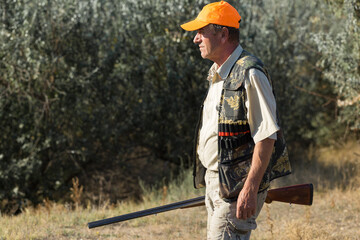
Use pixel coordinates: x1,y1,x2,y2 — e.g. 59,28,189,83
211,24,239,43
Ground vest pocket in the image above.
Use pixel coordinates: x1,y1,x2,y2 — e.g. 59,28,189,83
221,85,247,119
218,156,252,200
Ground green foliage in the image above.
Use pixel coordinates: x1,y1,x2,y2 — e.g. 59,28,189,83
311,0,360,132
0,0,209,209
0,0,358,211
227,0,346,145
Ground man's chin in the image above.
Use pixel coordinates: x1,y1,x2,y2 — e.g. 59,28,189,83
200,53,208,59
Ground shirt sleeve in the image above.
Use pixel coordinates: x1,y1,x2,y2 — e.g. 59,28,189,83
244,68,279,144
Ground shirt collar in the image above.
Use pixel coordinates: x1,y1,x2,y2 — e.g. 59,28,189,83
207,44,243,83
217,44,243,80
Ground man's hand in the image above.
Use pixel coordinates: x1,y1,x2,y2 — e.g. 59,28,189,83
236,187,257,219
235,138,275,220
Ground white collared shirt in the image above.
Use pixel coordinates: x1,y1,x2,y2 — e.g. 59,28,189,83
197,45,279,171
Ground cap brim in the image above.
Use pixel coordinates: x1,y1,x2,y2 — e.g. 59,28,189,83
180,19,209,31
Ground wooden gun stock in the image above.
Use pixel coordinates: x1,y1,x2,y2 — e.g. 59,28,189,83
265,183,313,205
88,183,313,229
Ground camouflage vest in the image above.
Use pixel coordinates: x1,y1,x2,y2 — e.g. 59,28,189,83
193,50,291,201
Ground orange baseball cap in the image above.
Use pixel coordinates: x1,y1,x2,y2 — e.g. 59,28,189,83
181,1,241,31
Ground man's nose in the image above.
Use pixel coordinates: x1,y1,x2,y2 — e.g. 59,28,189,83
193,32,201,44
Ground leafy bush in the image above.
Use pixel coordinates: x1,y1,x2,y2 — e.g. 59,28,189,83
227,0,349,145
311,0,360,133
0,0,209,210
0,0,358,211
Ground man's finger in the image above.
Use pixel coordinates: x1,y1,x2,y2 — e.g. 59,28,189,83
246,210,253,219
242,210,250,220
237,208,244,219
236,209,241,219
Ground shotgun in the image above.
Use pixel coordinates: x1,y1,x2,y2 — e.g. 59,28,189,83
88,183,313,229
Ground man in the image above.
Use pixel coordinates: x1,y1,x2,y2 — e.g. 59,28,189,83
180,1,291,239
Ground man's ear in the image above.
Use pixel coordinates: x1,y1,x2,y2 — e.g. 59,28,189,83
221,27,230,43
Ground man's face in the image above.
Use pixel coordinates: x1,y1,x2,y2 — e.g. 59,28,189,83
193,25,222,62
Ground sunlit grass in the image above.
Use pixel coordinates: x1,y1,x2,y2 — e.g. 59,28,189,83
0,141,359,239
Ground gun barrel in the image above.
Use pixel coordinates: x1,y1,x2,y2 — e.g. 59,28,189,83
88,196,205,229
88,183,313,229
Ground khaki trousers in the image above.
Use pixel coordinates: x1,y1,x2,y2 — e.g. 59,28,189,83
205,170,267,240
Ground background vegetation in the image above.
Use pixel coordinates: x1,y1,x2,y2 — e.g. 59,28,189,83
0,0,359,215
0,143,359,239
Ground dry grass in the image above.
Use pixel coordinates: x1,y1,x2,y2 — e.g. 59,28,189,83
1,189,359,240
253,188,360,240
0,141,359,239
